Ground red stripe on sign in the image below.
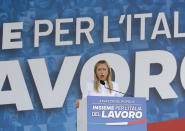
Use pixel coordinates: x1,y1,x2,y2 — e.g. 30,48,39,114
147,118,185,131
128,119,147,125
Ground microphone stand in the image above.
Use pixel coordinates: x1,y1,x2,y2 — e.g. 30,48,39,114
100,80,125,96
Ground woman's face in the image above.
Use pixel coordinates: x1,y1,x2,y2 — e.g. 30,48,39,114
96,63,109,81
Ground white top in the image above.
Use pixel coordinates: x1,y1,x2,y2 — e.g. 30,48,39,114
82,81,122,98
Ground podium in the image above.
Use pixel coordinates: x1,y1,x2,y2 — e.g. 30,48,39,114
77,96,147,131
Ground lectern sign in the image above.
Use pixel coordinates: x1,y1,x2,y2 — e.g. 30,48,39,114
77,96,147,131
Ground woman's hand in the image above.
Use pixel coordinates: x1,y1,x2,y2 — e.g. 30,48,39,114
76,99,81,108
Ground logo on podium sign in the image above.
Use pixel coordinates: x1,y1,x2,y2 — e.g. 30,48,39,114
78,96,147,131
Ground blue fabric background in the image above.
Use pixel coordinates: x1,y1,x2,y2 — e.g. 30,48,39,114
0,0,185,130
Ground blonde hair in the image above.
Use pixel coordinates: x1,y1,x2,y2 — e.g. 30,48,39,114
94,60,113,93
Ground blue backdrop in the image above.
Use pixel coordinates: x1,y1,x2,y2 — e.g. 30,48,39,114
0,0,185,131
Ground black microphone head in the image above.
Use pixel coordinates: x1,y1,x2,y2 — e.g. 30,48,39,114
100,80,105,85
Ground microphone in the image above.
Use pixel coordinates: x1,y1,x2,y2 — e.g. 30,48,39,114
100,80,125,95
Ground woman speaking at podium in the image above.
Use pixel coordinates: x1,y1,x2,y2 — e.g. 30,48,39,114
76,60,121,108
